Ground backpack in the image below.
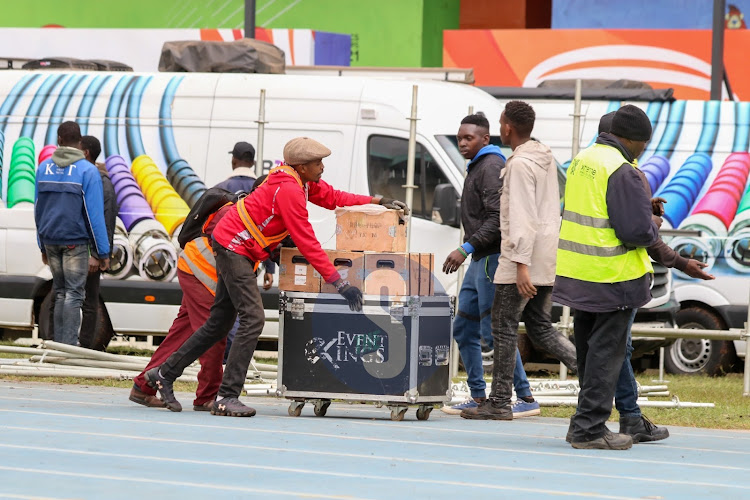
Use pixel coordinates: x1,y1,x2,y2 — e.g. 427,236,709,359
177,187,244,249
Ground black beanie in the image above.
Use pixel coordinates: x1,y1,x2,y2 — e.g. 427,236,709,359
598,111,615,135
610,105,652,141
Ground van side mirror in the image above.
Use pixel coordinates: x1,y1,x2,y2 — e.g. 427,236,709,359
431,183,460,228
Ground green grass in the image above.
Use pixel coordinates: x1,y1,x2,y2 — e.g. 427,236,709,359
0,340,34,358
453,370,750,430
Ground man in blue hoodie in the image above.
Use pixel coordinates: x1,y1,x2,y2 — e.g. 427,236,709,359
35,121,110,346
441,113,541,417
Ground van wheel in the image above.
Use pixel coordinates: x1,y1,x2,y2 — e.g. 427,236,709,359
37,290,114,350
665,307,736,376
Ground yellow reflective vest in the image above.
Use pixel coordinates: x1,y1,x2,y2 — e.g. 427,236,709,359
557,144,653,283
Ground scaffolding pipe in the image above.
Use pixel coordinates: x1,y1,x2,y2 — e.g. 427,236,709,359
558,80,583,382
42,341,151,364
403,85,418,252
255,88,266,178
534,397,714,408
0,346,70,357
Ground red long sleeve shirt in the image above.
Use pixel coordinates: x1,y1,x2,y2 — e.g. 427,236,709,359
212,168,372,283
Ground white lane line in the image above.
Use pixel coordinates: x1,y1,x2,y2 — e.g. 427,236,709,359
0,466,358,499
0,409,748,474
0,446,644,500
0,494,62,500
0,396,131,408
2,425,747,492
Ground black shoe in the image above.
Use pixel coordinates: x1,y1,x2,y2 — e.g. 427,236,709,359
460,400,513,420
570,429,633,450
144,367,182,412
210,397,257,417
619,415,669,443
565,419,573,443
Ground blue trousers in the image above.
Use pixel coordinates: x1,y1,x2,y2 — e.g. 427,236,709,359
453,254,531,399
46,244,89,346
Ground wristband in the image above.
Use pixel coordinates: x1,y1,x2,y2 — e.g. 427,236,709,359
336,280,351,292
457,247,468,258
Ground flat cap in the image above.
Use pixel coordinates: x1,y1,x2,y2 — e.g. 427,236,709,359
283,137,331,165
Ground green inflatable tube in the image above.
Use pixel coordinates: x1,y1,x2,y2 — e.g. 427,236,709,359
8,137,36,207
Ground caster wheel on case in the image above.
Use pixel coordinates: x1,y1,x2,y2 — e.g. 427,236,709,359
389,406,407,421
416,406,433,421
288,401,305,417
313,400,331,417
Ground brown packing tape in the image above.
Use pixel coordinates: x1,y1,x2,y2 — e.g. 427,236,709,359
420,253,434,296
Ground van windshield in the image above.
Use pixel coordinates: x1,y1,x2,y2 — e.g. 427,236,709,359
435,135,508,171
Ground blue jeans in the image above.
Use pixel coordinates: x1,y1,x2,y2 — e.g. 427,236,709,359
45,244,89,346
614,309,640,418
453,254,531,399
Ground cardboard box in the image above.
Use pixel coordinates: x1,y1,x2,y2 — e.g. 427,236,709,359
278,248,321,293
320,250,365,293
335,206,407,252
409,253,435,296
363,252,410,296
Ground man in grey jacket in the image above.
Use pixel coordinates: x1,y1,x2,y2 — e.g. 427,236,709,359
461,101,573,421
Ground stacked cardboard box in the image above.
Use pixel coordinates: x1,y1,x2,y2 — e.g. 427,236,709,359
279,206,434,296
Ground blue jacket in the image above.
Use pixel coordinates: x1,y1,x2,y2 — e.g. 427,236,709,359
35,147,110,258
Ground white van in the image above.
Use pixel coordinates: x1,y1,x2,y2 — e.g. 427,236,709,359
0,70,503,344
483,88,748,375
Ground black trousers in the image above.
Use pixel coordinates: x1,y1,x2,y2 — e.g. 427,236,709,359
570,308,631,442
78,271,101,349
161,241,264,399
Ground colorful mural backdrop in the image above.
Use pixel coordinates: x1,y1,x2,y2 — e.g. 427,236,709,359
0,0,458,68
443,29,750,100
552,0,750,29
0,28,350,72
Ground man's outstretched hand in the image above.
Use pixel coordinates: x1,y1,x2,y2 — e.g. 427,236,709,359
683,259,715,281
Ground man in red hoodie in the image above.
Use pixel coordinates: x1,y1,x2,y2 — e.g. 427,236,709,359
145,137,408,417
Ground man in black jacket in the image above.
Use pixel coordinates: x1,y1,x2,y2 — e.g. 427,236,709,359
441,113,541,417
79,135,117,349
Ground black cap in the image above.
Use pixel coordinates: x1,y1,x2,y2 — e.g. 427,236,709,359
610,105,652,142
229,141,255,162
598,111,615,135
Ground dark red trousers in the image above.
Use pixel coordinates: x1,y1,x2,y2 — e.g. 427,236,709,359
134,269,226,406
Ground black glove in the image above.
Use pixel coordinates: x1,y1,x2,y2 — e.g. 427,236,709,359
379,197,411,216
336,280,363,312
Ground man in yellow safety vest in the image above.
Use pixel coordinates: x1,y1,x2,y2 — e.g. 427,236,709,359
554,105,660,450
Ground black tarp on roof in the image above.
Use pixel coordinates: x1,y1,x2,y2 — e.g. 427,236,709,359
158,39,285,74
481,79,675,102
